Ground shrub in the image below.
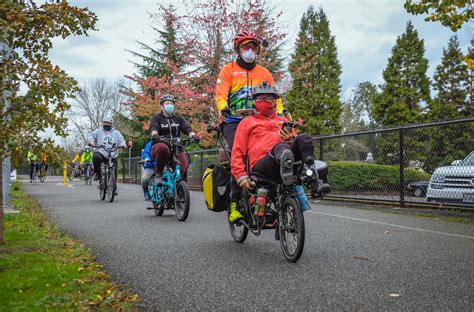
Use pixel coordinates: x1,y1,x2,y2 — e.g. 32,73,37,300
327,161,431,192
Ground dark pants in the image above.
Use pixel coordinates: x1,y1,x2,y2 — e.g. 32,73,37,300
29,162,38,180
151,142,189,181
40,162,48,174
83,163,92,177
252,134,315,183
93,152,117,180
222,122,241,202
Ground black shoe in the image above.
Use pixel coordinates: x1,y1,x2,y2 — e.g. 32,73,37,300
311,182,332,198
93,174,100,181
278,150,294,185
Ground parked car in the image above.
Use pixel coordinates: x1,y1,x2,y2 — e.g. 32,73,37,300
426,151,474,204
407,181,428,197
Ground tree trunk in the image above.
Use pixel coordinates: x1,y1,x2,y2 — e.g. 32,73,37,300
0,153,4,245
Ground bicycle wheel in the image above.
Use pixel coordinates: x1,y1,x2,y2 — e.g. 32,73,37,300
279,197,305,262
99,169,107,200
150,177,165,216
68,169,76,181
40,166,46,183
106,170,116,202
228,204,248,243
174,180,190,221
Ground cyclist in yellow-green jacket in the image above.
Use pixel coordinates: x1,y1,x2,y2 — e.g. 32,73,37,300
27,150,38,183
81,146,93,178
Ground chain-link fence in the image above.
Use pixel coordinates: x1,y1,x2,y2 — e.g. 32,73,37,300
315,118,474,208
122,118,474,208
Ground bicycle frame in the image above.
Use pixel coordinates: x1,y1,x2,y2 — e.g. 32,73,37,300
151,164,181,205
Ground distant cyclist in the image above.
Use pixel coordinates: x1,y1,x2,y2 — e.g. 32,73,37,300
81,146,93,179
87,116,126,193
27,150,38,183
141,140,155,200
40,152,48,177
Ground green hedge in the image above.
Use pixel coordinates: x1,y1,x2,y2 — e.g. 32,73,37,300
327,161,431,192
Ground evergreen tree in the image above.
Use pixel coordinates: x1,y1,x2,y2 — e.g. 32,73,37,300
127,5,184,79
348,82,378,129
286,6,342,135
422,35,473,172
373,21,431,127
430,35,470,120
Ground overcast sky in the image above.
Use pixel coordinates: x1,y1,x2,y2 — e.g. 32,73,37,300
50,0,473,99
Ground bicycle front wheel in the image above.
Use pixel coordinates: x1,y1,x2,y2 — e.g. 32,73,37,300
99,171,107,200
68,169,75,181
279,197,305,262
174,180,190,221
106,170,116,202
228,203,248,243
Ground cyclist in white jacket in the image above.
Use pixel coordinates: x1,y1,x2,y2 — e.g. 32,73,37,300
87,116,126,185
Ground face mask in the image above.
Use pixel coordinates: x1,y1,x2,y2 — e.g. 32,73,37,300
164,103,175,114
103,125,112,131
255,100,275,116
241,49,256,63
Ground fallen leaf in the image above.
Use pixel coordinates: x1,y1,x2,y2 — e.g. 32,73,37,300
107,289,112,295
61,283,66,287
384,231,390,234
98,272,107,280
77,267,84,272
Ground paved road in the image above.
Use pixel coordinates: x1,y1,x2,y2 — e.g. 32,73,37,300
22,178,474,311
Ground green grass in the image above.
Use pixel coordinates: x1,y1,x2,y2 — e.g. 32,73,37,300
0,182,138,311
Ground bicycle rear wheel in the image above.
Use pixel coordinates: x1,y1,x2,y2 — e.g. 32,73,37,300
279,197,305,262
175,180,190,221
106,170,116,202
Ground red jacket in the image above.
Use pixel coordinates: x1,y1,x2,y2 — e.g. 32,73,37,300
231,112,292,183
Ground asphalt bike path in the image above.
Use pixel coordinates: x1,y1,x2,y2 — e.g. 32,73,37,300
22,178,473,310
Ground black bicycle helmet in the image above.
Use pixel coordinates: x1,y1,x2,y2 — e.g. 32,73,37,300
251,81,280,99
159,94,176,104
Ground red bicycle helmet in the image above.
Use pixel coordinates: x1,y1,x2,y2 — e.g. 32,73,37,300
234,31,261,53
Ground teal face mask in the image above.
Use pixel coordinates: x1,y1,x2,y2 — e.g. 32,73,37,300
164,103,175,114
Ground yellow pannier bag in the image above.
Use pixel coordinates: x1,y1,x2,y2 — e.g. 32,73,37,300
202,164,230,212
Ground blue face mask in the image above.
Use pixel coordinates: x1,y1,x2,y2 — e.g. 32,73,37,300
164,103,174,114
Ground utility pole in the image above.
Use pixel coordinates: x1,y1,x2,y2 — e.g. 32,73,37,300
1,40,12,210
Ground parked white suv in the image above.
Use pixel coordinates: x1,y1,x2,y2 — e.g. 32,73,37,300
426,151,474,204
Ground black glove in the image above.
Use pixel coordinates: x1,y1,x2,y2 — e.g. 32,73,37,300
152,134,160,144
191,135,200,142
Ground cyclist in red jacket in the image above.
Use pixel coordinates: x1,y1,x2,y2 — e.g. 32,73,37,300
230,82,330,223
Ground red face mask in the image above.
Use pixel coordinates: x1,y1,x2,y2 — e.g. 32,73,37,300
255,100,275,116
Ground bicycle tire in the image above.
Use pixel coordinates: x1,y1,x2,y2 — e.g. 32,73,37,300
228,205,248,243
68,169,76,182
99,169,107,200
107,170,116,202
279,197,305,262
40,166,46,182
175,180,190,221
